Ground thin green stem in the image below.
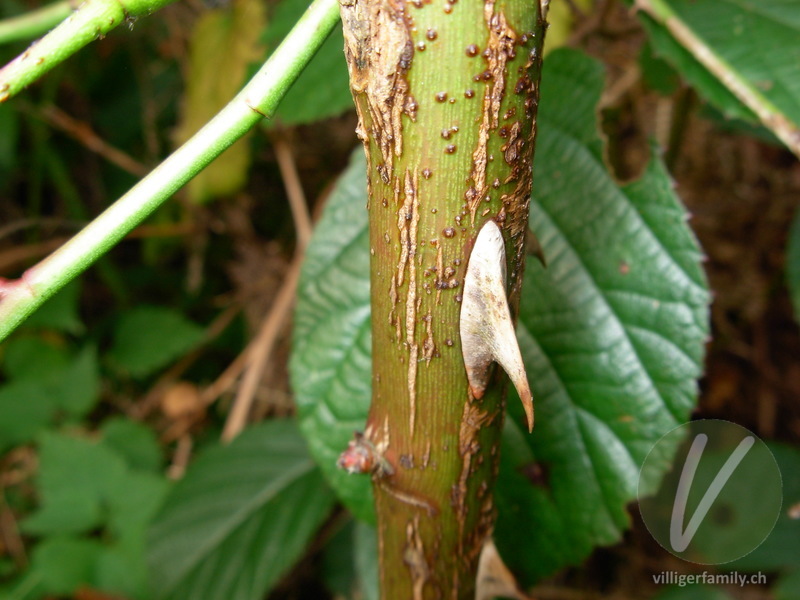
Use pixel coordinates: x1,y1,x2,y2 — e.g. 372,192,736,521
0,0,341,341
0,0,178,102
636,0,800,159
0,1,74,46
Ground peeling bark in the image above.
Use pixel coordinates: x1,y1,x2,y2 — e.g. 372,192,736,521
339,0,546,596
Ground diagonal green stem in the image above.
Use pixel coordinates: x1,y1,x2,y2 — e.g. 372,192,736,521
0,1,74,46
0,0,340,342
636,0,800,159
0,0,179,102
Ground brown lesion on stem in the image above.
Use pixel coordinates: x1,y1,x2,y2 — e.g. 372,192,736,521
505,31,544,308
451,401,497,594
397,169,421,434
380,481,438,515
404,514,431,600
340,0,417,181
454,402,495,532
468,0,518,223
422,310,435,363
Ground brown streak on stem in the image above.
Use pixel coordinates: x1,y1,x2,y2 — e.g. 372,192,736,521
403,169,420,435
340,0,416,179
381,481,438,515
469,0,517,222
422,310,435,363
404,515,430,600
451,402,495,596
435,239,444,304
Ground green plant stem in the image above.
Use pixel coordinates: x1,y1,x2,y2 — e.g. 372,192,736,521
341,0,545,595
0,1,74,46
0,0,179,102
0,0,340,342
635,0,800,159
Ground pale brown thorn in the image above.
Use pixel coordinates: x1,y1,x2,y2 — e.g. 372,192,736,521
460,220,534,432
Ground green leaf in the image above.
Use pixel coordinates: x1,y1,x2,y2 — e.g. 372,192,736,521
290,149,373,522
147,420,336,600
638,10,753,122
96,545,153,600
2,335,71,381
636,0,800,141
48,345,100,418
108,306,205,378
107,470,169,545
322,519,380,600
100,417,163,473
321,521,358,598
728,442,800,571
264,0,352,125
639,41,680,96
22,431,128,535
775,570,800,600
2,342,98,417
0,346,99,450
19,431,169,600
102,472,169,600
652,586,735,600
0,380,54,451
494,47,709,583
354,521,379,600
28,536,105,596
320,520,378,600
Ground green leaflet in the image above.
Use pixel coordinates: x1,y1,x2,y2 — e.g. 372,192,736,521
108,306,205,378
147,420,335,600
290,148,374,521
494,48,709,582
12,430,168,600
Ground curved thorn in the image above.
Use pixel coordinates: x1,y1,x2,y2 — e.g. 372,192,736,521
459,220,534,432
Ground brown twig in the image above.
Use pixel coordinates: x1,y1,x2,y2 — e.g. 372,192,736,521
167,434,194,480
0,497,26,568
200,344,250,407
0,237,68,275
599,60,641,109
0,222,196,277
272,134,313,249
216,134,313,441
0,218,85,241
567,0,611,46
27,103,150,177
220,255,301,442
